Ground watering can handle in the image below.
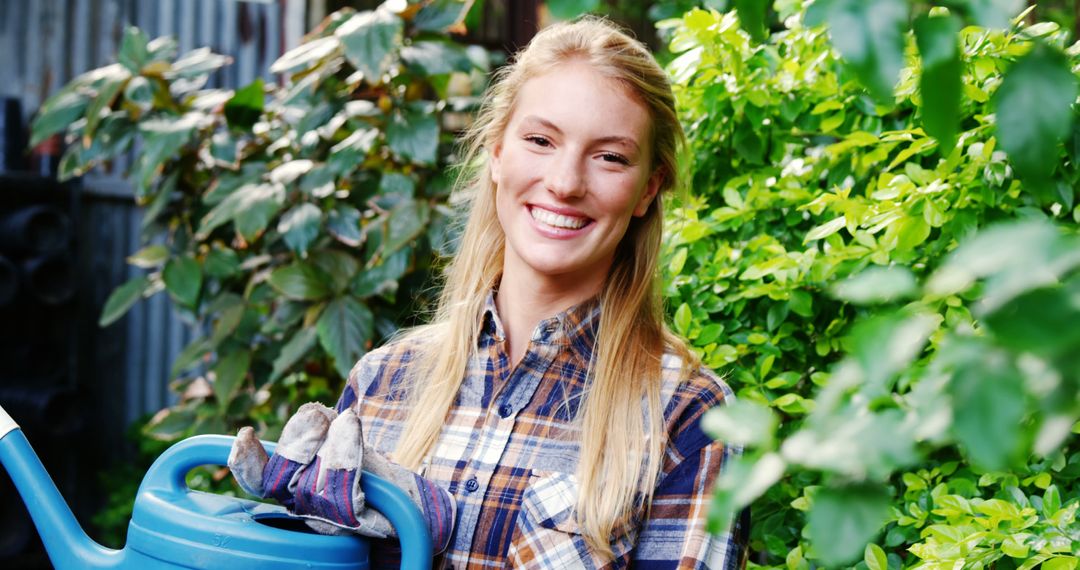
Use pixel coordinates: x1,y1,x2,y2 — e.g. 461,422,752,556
142,434,434,570
0,404,17,440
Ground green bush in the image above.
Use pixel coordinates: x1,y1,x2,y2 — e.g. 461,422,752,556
33,0,487,442
664,2,1080,567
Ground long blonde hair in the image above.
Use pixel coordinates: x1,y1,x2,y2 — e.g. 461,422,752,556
393,17,698,555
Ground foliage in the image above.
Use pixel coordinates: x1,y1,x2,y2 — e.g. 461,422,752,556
31,0,487,538
34,0,486,437
663,1,1080,567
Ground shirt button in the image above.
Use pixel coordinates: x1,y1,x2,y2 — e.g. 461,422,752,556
464,477,479,493
498,404,513,418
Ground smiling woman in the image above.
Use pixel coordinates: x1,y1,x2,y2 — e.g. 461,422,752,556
231,15,747,570
491,62,663,364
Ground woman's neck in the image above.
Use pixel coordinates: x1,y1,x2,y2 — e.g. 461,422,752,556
494,267,602,367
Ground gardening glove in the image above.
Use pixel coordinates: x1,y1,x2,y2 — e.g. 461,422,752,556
227,402,456,552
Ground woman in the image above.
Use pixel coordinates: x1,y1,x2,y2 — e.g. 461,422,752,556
232,16,744,569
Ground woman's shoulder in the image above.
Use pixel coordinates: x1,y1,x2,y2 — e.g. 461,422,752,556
345,330,431,396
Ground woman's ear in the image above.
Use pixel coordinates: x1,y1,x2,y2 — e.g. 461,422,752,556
633,169,664,217
489,143,502,182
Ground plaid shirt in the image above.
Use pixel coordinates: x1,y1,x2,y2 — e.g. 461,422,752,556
336,293,744,569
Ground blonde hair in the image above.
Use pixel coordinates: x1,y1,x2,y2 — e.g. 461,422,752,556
393,16,699,555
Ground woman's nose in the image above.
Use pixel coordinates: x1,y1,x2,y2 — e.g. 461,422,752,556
544,153,586,198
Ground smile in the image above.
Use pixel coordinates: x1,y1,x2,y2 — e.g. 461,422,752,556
529,206,591,230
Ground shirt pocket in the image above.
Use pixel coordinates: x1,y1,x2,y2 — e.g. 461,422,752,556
508,471,633,569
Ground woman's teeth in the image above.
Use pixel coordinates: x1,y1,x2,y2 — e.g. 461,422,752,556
530,207,588,230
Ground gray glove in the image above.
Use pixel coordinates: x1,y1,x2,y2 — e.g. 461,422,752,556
228,402,455,550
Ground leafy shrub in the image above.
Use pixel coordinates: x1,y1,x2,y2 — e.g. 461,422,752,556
33,0,487,442
663,2,1080,567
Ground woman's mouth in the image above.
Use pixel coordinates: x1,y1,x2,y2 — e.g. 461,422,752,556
529,206,591,230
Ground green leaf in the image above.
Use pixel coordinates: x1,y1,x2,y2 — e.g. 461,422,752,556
99,275,151,327
708,453,786,533
167,47,232,79
674,302,692,336
171,337,210,379
204,247,240,279
386,105,439,165
163,255,203,308
224,78,265,131
209,303,246,347
546,0,600,20
1001,534,1031,558
831,266,917,305
197,183,285,241
124,76,154,113
401,40,472,76
269,36,340,74
311,249,360,295
378,171,417,201
84,70,129,141
949,342,1026,470
127,244,170,268
353,248,409,298
134,114,200,197
383,199,430,256
805,216,846,241
701,400,778,447
865,543,888,570
789,290,813,317
144,405,197,440
212,349,251,407
118,27,150,72
140,172,177,234
335,10,402,82
328,205,364,247
316,296,374,379
147,36,178,63
735,0,767,42
268,263,331,301
849,312,939,393
915,15,962,153
807,484,891,566
926,220,1080,310
968,0,1025,29
1043,484,1061,517
982,282,1080,355
278,203,323,256
269,327,319,383
994,43,1078,189
733,123,765,164
30,90,89,147
1043,557,1079,570
412,0,470,32
813,0,907,103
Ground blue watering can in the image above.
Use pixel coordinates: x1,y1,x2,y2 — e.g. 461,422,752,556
0,404,432,569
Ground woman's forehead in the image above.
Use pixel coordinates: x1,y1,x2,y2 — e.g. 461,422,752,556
506,62,652,145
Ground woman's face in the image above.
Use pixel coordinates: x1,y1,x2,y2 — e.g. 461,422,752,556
490,61,661,297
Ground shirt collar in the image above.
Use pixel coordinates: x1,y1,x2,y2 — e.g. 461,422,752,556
479,290,600,366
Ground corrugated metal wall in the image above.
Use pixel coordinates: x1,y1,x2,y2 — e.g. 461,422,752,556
0,0,306,457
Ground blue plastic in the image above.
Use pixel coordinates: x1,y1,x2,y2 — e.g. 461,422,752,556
0,427,433,570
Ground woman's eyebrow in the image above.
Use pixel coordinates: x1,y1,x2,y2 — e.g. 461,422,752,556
519,115,640,152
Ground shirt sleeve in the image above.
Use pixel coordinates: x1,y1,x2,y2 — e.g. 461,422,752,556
632,382,747,570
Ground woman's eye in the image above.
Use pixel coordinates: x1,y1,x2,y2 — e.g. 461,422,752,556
600,153,630,165
525,135,552,148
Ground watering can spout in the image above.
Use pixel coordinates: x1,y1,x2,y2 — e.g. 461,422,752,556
0,404,125,569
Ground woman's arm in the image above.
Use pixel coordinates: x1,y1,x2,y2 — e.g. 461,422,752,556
633,376,748,570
